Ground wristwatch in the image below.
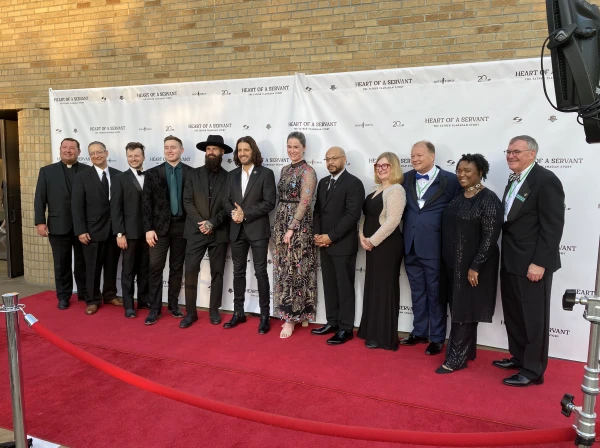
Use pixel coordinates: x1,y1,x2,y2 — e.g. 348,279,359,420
117,233,124,238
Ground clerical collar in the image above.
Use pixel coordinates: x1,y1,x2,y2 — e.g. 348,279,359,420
62,161,78,169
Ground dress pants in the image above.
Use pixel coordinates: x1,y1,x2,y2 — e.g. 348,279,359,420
319,250,357,331
184,240,227,317
404,244,445,343
500,268,552,380
231,225,270,316
148,219,186,312
48,230,87,303
121,238,150,311
82,236,120,306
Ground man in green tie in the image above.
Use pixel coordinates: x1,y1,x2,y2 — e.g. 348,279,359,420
142,135,192,325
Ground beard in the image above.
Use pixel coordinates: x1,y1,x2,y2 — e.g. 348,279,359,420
205,153,223,171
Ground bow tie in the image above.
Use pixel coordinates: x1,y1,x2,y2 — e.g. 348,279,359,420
137,170,144,176
508,172,520,183
416,173,429,180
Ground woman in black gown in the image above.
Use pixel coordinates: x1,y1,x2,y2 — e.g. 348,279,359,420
436,153,503,373
357,152,406,350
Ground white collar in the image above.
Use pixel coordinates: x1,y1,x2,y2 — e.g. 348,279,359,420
416,165,437,179
94,165,108,176
242,164,254,176
331,168,345,181
130,166,143,175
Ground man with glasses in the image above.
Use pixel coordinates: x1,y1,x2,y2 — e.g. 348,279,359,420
493,135,565,387
312,146,365,345
400,140,460,355
72,141,123,315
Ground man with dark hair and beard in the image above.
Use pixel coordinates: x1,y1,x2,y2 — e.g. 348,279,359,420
180,135,232,328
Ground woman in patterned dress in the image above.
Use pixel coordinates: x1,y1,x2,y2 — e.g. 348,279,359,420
273,131,318,338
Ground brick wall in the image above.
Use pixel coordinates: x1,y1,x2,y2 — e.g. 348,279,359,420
1,0,550,284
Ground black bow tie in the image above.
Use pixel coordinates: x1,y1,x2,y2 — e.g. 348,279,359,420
137,170,144,176
508,172,520,183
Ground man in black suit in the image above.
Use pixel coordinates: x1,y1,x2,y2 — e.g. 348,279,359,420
494,135,565,387
312,146,365,345
34,138,91,309
142,135,192,325
72,141,123,315
222,136,276,334
110,142,151,319
180,135,232,329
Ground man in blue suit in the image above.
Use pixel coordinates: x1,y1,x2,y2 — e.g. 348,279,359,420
400,141,460,355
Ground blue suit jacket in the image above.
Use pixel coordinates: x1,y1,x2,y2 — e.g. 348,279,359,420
402,166,460,259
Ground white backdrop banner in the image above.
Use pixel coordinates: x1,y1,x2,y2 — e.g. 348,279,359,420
49,58,600,362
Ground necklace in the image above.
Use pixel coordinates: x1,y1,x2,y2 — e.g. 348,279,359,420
466,183,482,192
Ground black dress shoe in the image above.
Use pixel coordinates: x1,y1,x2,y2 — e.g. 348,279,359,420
365,342,379,349
125,309,136,319
137,301,151,310
168,307,184,318
492,358,521,370
145,310,162,325
223,312,247,329
179,314,198,329
57,300,70,310
425,342,444,355
399,334,429,346
258,315,271,334
209,313,222,325
502,373,544,387
311,324,339,335
327,329,353,345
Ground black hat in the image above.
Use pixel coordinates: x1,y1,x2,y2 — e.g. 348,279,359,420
196,135,233,154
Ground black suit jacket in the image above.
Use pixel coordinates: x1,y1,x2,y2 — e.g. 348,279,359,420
313,170,365,256
72,166,123,241
142,162,192,236
110,169,145,240
222,165,276,241
34,161,92,235
501,163,565,275
183,165,229,243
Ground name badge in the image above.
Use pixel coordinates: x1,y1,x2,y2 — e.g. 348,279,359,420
516,194,526,202
417,199,425,208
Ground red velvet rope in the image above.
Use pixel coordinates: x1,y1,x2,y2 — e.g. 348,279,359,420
29,320,575,446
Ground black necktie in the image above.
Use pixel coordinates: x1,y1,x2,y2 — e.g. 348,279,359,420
326,178,336,197
137,170,144,176
101,171,109,198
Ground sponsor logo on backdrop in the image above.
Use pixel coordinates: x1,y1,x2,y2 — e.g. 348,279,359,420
55,128,62,133
149,156,192,165
434,77,454,84
536,157,583,169
56,156,91,162
355,122,373,128
446,160,456,168
241,85,290,96
263,157,287,167
192,91,207,96
515,69,552,81
139,127,152,131
266,124,272,130
53,95,89,105
549,327,571,338
90,125,126,135
392,121,405,128
559,244,577,255
425,116,489,128
549,115,558,122
73,128,78,134
305,86,312,92
288,121,337,131
188,123,233,132
101,97,107,101
330,85,337,91
165,126,175,131
513,117,523,123
307,159,323,166
243,124,250,130
369,157,411,168
137,91,177,100
119,95,124,100
355,78,412,91
574,288,596,296
477,75,492,82
399,305,413,316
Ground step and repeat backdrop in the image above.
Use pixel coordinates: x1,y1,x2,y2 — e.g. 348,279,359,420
49,57,599,362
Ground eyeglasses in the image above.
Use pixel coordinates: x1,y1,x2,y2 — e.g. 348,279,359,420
374,163,391,171
324,156,344,163
504,149,533,156
89,150,106,157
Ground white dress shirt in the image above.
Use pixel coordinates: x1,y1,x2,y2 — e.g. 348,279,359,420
94,165,111,199
130,166,144,189
504,162,535,222
415,165,439,209
329,168,345,188
241,164,254,197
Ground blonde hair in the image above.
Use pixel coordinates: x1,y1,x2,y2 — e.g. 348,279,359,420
374,152,403,185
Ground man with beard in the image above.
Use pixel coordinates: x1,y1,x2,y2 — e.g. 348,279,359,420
179,135,232,328
110,142,151,319
34,138,91,309
142,135,192,325
312,146,365,345
222,136,276,334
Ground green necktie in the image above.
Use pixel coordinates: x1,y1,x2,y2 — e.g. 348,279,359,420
169,167,178,215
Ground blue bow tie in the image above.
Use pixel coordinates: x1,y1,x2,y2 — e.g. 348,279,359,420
416,173,429,180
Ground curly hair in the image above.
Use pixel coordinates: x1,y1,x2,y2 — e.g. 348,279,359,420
457,153,490,180
233,136,263,167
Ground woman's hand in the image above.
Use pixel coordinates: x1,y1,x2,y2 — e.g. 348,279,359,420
361,236,374,251
468,269,479,287
284,229,294,245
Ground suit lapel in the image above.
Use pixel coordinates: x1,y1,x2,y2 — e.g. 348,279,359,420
423,170,446,208
126,169,142,192
242,166,260,203
407,171,419,206
323,171,346,208
233,168,243,205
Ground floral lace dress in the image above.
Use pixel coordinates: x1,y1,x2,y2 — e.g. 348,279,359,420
273,160,318,323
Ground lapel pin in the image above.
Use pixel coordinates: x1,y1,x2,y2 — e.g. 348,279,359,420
524,193,529,197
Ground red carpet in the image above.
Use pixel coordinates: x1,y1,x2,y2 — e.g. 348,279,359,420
0,291,583,447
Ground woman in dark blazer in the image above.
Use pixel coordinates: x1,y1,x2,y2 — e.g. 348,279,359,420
436,153,503,373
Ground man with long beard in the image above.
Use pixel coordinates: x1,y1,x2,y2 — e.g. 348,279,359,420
180,135,233,328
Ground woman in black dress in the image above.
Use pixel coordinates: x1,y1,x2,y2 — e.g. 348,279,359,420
436,153,503,373
357,152,406,350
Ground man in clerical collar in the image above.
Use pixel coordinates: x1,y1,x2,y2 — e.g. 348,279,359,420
142,135,192,325
34,138,92,310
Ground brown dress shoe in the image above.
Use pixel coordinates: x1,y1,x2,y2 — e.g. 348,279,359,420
85,304,99,315
104,297,123,306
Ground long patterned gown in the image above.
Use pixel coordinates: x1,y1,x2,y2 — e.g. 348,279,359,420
273,160,318,323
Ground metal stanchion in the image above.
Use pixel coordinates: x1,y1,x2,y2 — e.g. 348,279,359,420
0,292,32,448
562,238,600,447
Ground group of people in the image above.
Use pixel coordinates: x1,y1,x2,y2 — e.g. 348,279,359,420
34,132,565,387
